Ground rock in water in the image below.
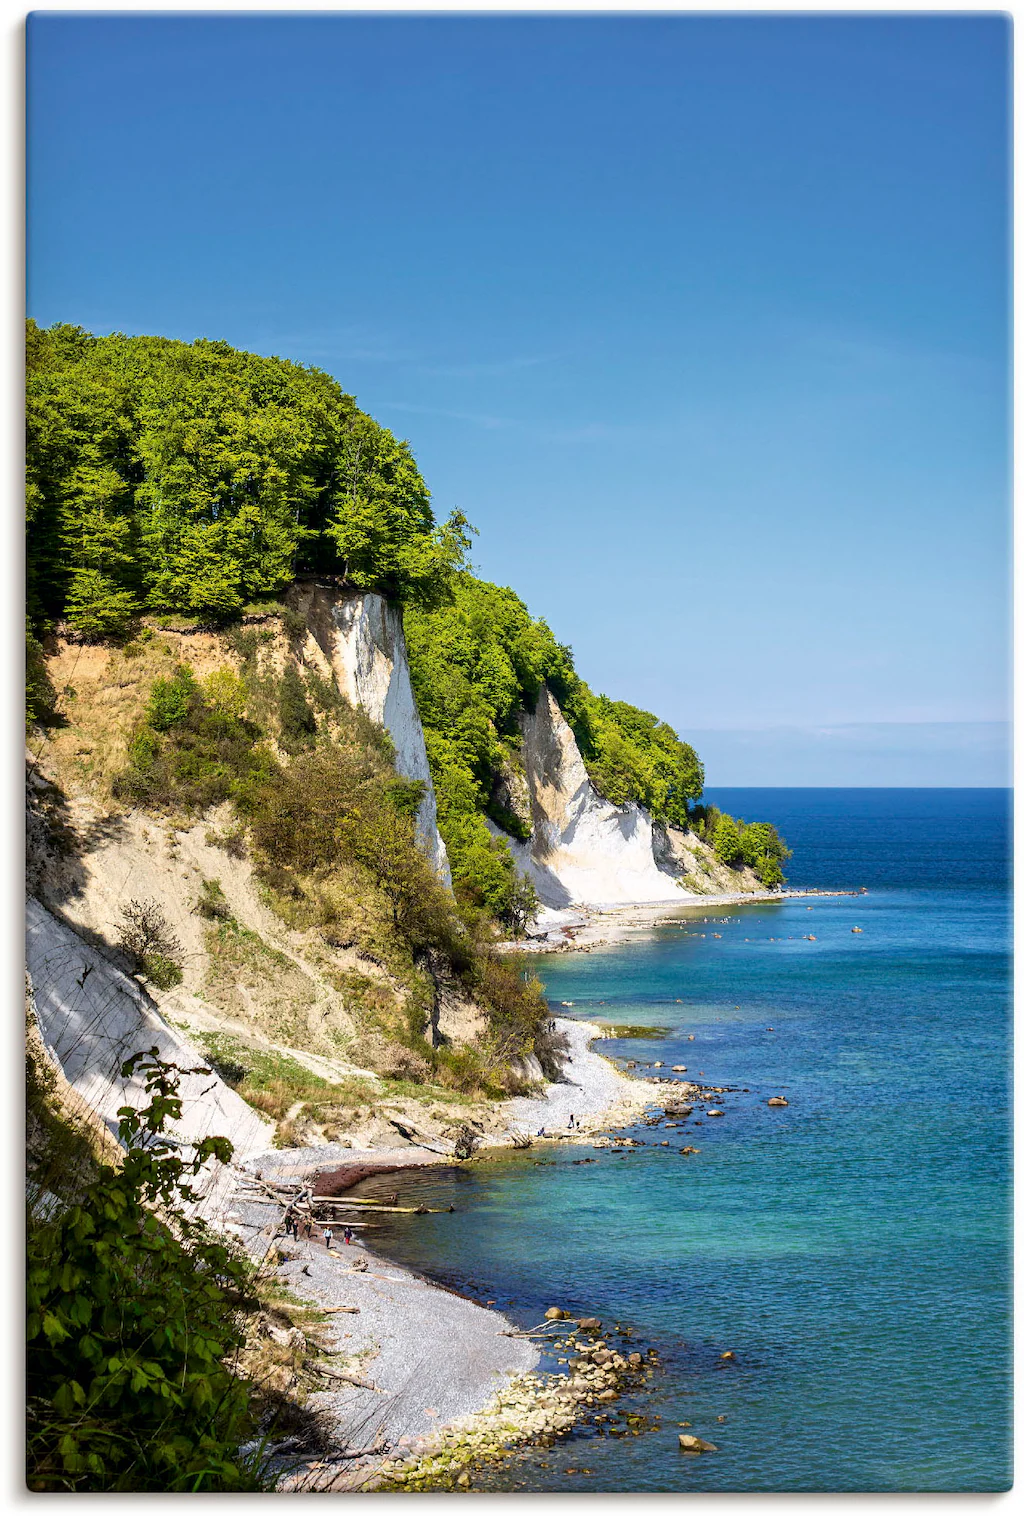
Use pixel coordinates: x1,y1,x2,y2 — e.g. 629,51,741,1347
707,1109,724,1117
678,1435,719,1454
545,1306,566,1320
767,1096,789,1107
577,1317,601,1331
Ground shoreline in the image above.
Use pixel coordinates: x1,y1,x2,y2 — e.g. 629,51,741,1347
501,886,866,955
228,1019,662,1486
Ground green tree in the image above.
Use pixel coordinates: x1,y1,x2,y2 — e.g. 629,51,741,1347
713,813,742,865
26,322,469,631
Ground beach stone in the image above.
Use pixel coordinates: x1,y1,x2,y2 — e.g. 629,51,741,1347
628,1352,643,1367
707,1109,724,1117
577,1317,601,1331
678,1435,718,1454
672,1065,687,1072
545,1307,567,1320
767,1096,789,1106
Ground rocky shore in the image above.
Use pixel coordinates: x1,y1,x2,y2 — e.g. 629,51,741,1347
220,1017,664,1488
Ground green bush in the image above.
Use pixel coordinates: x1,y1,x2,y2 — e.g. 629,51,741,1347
146,666,197,732
277,665,317,750
26,1050,265,1492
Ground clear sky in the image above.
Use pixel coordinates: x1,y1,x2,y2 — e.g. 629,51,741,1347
27,13,1011,784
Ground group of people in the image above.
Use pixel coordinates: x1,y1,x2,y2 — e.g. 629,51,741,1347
281,1180,356,1251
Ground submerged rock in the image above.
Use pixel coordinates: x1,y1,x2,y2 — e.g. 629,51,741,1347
678,1435,719,1454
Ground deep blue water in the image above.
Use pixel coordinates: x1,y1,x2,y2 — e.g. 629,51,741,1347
358,790,1012,1491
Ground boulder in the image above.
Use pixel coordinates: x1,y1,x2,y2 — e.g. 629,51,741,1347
707,1109,724,1117
577,1317,601,1331
720,1350,735,1360
545,1306,567,1320
767,1096,789,1107
628,1352,643,1367
672,1065,688,1072
678,1435,718,1454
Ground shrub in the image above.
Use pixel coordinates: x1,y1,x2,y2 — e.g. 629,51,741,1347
277,666,317,750
26,1050,265,1491
115,899,184,986
146,666,197,732
193,878,232,921
201,668,247,720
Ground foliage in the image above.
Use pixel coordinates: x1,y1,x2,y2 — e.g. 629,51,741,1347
405,573,704,915
114,666,274,815
26,321,470,633
115,899,184,987
26,624,59,730
277,664,317,751
713,813,743,865
703,808,790,886
26,1050,265,1492
193,877,232,921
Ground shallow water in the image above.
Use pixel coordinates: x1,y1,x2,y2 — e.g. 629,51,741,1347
359,790,1012,1491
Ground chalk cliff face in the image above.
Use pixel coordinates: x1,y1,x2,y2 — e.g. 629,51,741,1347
501,687,684,907
26,897,271,1203
500,685,762,908
293,583,452,886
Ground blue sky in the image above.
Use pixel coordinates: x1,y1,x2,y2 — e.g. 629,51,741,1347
27,13,1011,784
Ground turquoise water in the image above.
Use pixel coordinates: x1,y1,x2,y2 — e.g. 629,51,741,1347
358,790,1012,1491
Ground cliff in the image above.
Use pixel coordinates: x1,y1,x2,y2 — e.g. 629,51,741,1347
25,588,546,1159
292,583,451,885
497,685,762,907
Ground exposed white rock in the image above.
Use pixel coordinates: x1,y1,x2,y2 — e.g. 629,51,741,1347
26,897,271,1208
502,686,686,907
295,584,451,886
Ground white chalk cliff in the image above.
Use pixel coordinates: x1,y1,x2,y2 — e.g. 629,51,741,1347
498,686,687,907
293,583,452,886
26,896,271,1206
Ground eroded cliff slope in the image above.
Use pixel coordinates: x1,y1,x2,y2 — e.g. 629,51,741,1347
497,685,762,907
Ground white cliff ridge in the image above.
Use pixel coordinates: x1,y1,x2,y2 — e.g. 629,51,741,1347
293,584,452,886
26,896,271,1208
492,685,765,910
500,686,685,907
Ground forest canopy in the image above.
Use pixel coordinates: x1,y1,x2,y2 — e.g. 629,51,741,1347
26,322,470,636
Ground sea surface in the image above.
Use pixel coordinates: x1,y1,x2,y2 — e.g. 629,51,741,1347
357,789,1012,1491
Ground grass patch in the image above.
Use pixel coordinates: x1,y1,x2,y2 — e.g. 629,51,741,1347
598,1023,669,1039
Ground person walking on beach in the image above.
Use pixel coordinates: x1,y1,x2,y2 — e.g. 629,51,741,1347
323,1226,334,1250
568,1112,575,1130
344,1226,354,1245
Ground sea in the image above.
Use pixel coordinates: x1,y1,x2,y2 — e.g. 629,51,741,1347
355,789,1012,1491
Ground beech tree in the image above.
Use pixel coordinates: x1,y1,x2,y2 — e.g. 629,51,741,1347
26,322,470,635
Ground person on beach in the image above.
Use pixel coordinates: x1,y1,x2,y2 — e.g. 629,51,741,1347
537,1126,546,1137
344,1226,354,1245
323,1227,334,1250
568,1112,575,1129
